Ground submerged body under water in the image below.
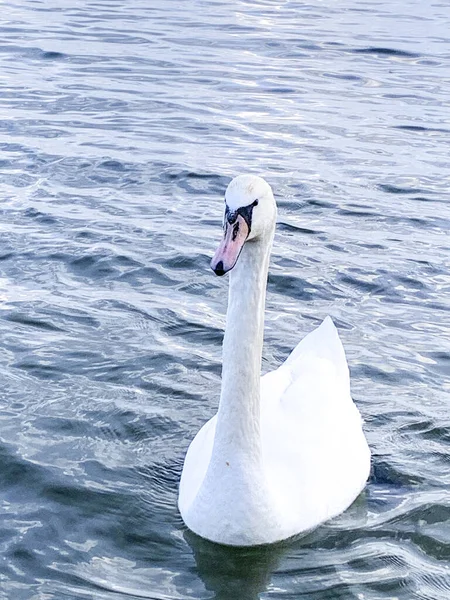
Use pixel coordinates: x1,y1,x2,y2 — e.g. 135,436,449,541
0,1,449,599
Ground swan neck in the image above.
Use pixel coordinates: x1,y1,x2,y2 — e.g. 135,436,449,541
214,234,272,458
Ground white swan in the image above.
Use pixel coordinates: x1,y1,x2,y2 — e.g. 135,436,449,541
178,175,370,546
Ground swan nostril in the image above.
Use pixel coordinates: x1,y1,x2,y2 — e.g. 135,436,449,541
213,261,226,276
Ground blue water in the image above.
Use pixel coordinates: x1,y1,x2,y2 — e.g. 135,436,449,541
1,1,449,598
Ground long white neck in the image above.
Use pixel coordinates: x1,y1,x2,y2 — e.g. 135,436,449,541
211,230,273,466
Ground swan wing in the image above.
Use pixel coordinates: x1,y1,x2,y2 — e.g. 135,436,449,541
178,413,216,514
260,317,370,531
284,315,349,384
180,317,370,532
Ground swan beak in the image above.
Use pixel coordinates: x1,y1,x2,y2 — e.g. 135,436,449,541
211,214,249,276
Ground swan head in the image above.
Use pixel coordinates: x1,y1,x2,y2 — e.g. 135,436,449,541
211,175,277,276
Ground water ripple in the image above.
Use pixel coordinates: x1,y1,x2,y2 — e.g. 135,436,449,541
0,0,449,598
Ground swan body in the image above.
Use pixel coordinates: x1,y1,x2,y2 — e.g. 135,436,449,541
178,175,370,546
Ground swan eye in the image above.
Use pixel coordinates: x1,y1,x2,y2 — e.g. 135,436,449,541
253,200,259,207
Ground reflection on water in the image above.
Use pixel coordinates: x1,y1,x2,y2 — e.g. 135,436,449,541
0,0,449,598
187,530,286,600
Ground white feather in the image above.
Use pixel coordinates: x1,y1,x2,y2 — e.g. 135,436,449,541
178,176,370,546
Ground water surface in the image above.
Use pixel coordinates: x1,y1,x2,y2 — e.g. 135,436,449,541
1,1,449,598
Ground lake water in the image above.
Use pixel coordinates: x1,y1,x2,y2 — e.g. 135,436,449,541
1,0,449,598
